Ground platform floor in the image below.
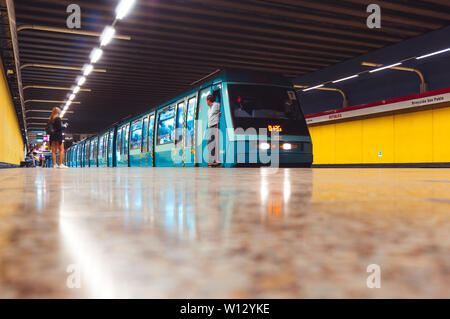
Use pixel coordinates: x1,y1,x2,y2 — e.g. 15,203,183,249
0,167,449,298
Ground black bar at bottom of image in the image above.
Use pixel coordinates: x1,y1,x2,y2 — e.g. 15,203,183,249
0,299,446,317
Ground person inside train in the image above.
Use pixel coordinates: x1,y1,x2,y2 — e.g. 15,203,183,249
206,94,221,167
47,107,69,169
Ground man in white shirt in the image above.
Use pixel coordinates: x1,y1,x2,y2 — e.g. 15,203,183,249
207,94,221,167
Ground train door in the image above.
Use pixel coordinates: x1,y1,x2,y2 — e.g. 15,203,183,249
90,139,94,167
129,119,143,167
147,113,155,167
85,141,90,167
100,134,108,167
98,136,104,167
108,130,114,167
74,148,77,167
141,116,149,167
197,84,223,167
154,106,175,167
116,127,123,166
123,123,130,167
196,86,222,166
90,138,97,167
94,138,99,167
76,145,80,167
174,100,186,167
184,95,197,167
79,143,83,167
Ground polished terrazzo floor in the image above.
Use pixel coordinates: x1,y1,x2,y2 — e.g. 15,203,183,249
0,167,449,298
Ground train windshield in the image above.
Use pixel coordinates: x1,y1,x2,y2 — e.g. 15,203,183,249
228,84,309,136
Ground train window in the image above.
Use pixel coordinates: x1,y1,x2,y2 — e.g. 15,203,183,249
124,125,130,155
93,139,98,160
148,114,154,152
142,117,148,153
99,137,104,159
185,97,196,147
90,142,94,160
103,135,108,159
121,128,126,154
117,129,122,155
228,84,309,136
175,101,185,146
85,142,89,162
108,132,113,160
130,120,143,150
157,107,175,145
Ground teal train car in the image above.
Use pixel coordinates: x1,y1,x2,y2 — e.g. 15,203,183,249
65,70,313,168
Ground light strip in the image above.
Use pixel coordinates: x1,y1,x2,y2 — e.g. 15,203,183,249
303,84,324,92
416,48,450,60
369,62,402,73
83,64,94,76
64,0,136,121
77,76,86,86
116,0,136,20
90,48,103,63
100,26,116,46
332,74,359,83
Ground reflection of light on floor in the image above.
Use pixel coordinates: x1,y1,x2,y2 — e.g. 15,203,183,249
268,199,282,216
34,176,45,213
283,169,291,204
259,169,286,218
59,218,116,298
260,174,269,203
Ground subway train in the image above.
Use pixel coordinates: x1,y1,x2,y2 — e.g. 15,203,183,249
64,69,313,168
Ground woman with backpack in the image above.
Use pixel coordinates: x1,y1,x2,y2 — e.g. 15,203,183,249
47,107,68,169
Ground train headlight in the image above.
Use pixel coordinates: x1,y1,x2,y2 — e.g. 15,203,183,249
259,142,270,150
282,143,292,150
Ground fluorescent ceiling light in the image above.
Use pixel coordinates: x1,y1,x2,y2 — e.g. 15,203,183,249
66,101,72,107
83,64,93,76
69,94,75,101
303,84,324,92
116,0,136,20
416,48,450,60
332,74,359,83
369,62,402,73
77,76,86,86
73,86,80,94
90,48,103,63
100,26,116,46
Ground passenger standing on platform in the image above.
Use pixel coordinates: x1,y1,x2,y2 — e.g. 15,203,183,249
47,107,68,169
207,94,221,167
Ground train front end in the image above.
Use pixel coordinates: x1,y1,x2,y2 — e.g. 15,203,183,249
222,78,313,168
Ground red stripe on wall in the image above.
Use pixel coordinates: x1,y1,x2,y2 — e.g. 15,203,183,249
305,87,450,119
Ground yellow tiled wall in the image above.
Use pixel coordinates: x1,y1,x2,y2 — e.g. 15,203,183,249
309,104,450,164
0,58,24,165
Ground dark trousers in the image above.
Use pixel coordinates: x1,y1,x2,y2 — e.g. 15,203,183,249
208,124,219,164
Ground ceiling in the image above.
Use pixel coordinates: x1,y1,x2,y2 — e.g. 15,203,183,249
10,0,450,133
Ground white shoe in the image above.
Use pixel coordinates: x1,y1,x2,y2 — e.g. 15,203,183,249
54,164,60,169
59,164,69,169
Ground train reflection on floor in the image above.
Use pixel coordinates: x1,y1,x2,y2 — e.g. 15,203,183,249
0,168,449,298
